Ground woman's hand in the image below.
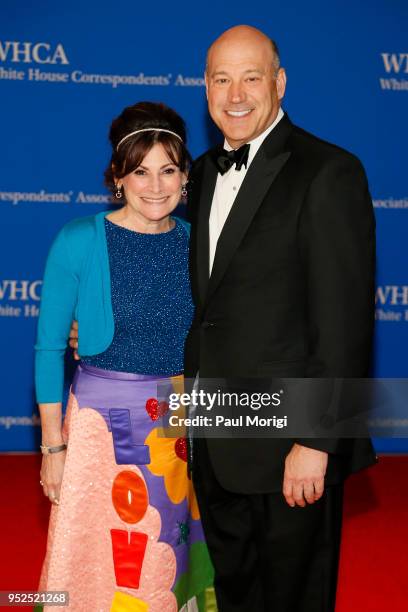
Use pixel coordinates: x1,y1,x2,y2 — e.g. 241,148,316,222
38,402,66,505
40,450,67,505
68,320,80,360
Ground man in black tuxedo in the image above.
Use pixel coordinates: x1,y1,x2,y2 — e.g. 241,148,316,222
185,25,376,611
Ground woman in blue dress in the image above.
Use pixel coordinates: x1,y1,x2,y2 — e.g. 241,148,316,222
35,102,214,611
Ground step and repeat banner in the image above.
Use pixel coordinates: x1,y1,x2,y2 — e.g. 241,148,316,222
1,1,407,451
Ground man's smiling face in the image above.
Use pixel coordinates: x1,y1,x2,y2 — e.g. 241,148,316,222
205,27,286,149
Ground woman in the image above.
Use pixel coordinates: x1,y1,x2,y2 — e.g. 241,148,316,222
35,102,213,611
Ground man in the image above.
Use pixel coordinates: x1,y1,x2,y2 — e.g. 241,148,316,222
184,25,376,611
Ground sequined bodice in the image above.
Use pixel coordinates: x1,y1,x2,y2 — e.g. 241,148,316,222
82,217,193,375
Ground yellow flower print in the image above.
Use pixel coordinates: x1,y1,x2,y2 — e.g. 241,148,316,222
144,427,200,520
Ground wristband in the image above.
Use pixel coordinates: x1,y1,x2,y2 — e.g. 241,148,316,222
40,443,67,455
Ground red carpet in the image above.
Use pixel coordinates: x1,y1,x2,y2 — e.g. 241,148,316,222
0,454,407,611
336,456,408,611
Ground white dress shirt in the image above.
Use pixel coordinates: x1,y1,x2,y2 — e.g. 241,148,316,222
208,107,285,274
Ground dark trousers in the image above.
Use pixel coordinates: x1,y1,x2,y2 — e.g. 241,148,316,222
192,438,344,612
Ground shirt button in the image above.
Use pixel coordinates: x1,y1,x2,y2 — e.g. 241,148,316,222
233,186,237,191
201,321,215,329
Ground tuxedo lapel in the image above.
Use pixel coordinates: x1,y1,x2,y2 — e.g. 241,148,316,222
195,155,218,305
205,115,293,305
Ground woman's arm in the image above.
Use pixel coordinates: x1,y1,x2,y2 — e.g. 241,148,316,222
39,402,66,505
35,225,79,403
35,224,80,501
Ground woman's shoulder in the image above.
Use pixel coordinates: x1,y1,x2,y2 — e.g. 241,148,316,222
47,212,106,272
60,211,105,244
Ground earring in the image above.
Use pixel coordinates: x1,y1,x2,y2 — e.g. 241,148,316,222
181,184,188,197
115,186,123,199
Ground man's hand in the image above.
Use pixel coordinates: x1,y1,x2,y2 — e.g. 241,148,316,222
68,320,80,360
283,443,328,508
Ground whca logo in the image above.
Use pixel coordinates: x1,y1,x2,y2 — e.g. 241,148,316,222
381,53,408,73
0,41,69,65
0,280,42,318
379,53,408,91
0,280,42,301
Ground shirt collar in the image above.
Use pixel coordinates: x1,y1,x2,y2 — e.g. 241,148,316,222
224,107,285,167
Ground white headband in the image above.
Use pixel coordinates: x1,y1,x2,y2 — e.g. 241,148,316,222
116,128,183,151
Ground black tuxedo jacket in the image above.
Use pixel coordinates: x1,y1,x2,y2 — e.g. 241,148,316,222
185,115,377,494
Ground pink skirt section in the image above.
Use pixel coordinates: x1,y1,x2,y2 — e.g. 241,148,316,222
38,373,213,612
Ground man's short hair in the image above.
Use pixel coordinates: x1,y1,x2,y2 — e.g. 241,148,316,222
270,38,280,73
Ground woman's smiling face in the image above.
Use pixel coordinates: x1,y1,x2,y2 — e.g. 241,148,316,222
117,143,185,224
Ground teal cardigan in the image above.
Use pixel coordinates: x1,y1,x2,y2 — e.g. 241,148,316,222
35,211,190,404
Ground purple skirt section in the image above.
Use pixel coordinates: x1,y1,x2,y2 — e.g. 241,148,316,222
75,362,171,382
72,363,174,462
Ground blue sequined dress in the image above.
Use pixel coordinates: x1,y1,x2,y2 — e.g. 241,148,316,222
37,217,214,611
82,217,194,375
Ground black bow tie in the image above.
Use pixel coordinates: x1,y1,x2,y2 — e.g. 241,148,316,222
212,143,250,175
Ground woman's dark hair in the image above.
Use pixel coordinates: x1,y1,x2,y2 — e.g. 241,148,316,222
104,101,192,196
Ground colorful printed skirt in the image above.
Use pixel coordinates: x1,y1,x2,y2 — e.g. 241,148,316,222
38,364,214,611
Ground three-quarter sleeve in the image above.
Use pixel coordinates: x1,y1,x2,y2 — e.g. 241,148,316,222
35,226,79,403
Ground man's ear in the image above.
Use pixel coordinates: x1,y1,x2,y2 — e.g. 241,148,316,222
276,68,287,101
204,71,209,100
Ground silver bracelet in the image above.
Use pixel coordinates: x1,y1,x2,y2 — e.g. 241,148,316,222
40,443,67,455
